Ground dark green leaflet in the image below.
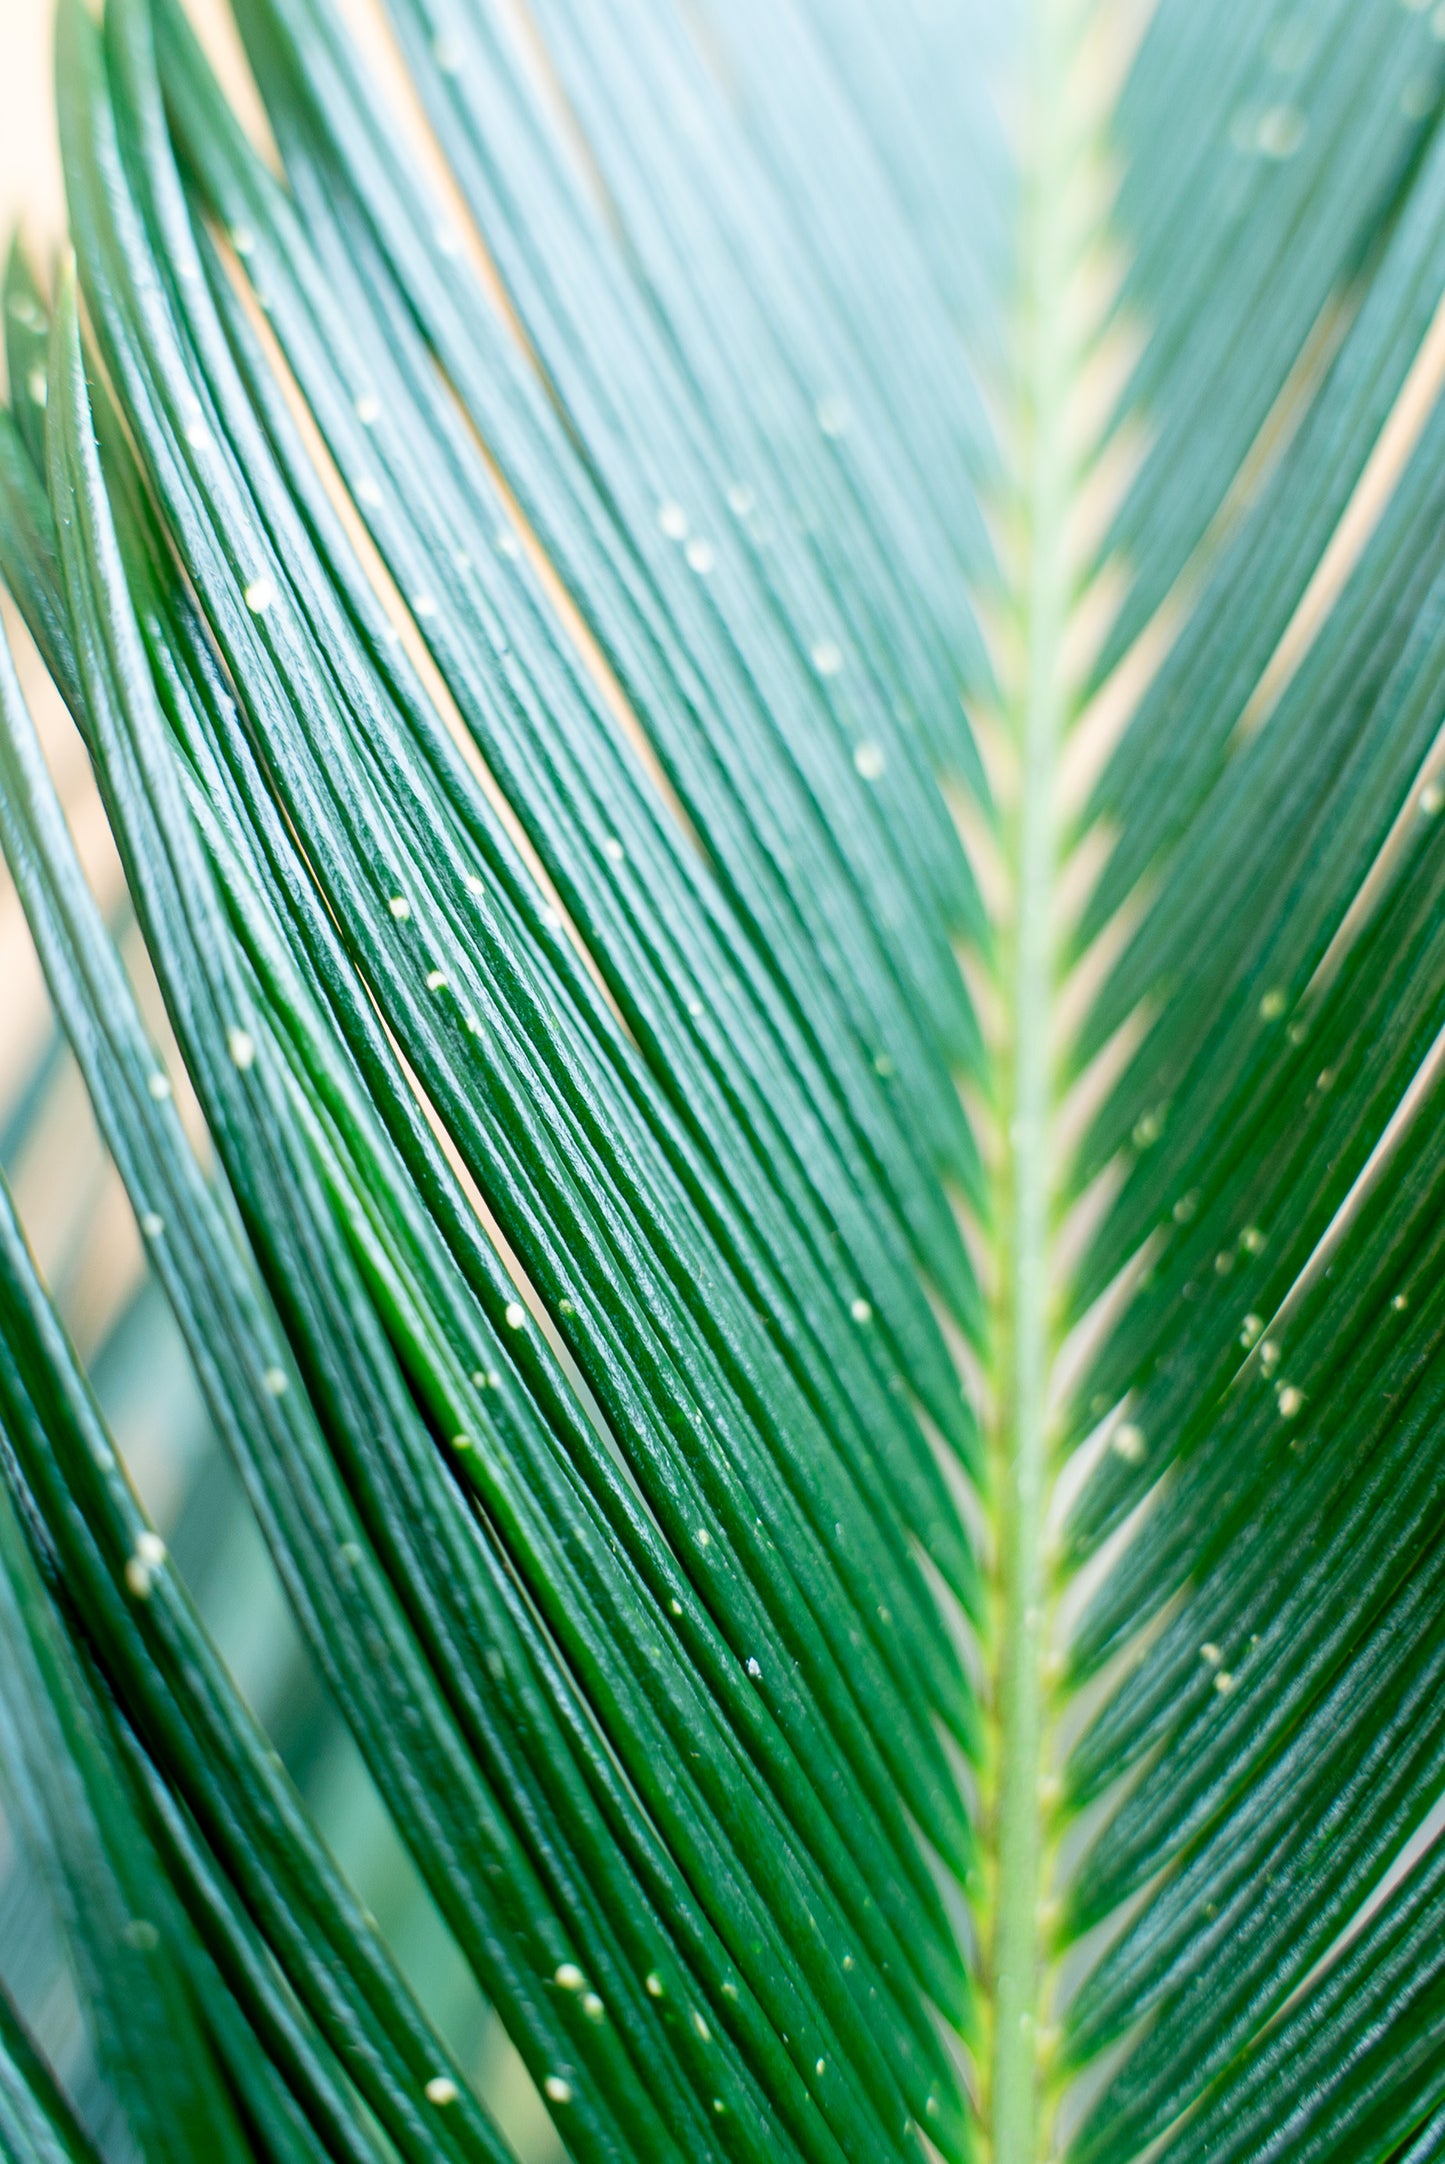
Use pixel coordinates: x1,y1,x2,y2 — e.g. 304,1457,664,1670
73,0,977,1912
0,1479,254,2164
0,1157,521,2164
1097,0,1445,676
147,0,985,1553
1078,105,1445,947
0,1981,104,2164
1066,784,1445,1552
35,274,757,2164
0,0,987,2150
387,0,995,763
42,266,947,2146
0,380,947,2155
1144,1821,1445,2164
1401,2102,1445,2164
1043,3,1445,2154
230,0,991,1150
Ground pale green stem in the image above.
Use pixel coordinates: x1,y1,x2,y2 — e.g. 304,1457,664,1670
987,0,1082,2156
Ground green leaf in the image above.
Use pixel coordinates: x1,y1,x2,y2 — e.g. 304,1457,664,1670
0,1981,104,2164
4,0,1445,2158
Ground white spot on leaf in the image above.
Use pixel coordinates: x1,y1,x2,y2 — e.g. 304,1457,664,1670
1256,105,1307,158
125,1531,167,1599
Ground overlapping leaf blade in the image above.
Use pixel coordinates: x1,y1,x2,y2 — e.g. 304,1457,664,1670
1053,1,1445,2155
2,0,992,2153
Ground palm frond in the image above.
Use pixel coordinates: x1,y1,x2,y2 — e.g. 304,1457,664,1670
2,0,1445,2160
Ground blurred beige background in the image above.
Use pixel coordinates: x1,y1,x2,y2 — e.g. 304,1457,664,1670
0,0,64,254
0,0,259,312
0,0,76,1159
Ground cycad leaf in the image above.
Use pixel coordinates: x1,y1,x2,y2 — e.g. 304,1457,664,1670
3,0,1445,2159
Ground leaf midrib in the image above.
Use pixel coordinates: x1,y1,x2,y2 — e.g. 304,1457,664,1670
986,1,1083,2155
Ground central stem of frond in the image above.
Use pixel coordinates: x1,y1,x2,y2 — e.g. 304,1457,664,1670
983,0,1092,2155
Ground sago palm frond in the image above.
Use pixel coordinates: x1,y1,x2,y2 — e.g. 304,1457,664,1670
1,0,1444,2159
